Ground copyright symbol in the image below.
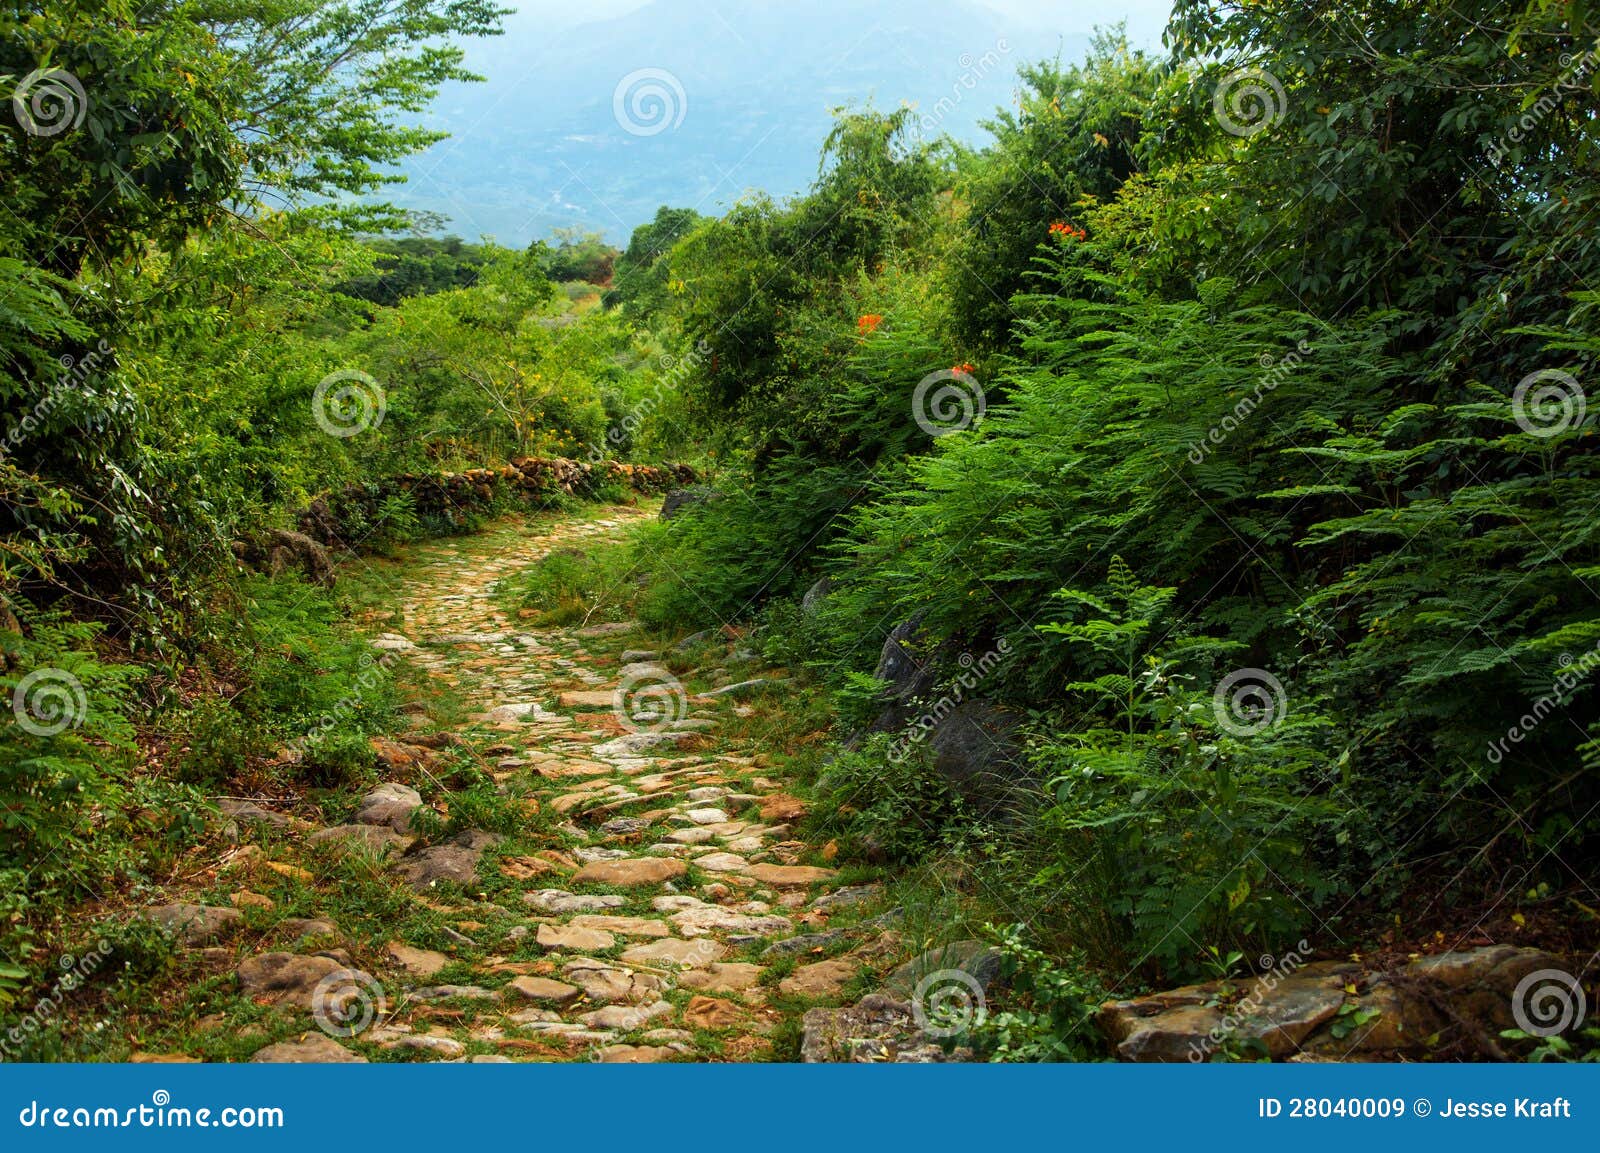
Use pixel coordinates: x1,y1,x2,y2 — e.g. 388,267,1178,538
1412,1098,1431,1117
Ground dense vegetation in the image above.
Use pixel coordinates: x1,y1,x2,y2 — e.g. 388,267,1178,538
605,0,1600,1030
3,0,1598,1059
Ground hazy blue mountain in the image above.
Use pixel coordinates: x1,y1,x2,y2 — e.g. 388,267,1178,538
389,0,1089,244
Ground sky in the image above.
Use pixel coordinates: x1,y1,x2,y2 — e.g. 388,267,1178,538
500,0,1175,47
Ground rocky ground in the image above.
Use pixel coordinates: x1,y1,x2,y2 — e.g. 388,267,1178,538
113,503,1576,1065
126,504,974,1064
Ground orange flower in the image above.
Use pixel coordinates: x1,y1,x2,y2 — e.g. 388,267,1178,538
951,362,976,376
1049,221,1086,241
857,313,883,334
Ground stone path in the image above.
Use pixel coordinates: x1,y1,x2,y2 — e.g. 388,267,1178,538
155,505,910,1063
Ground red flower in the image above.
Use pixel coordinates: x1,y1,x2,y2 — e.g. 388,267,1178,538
951,362,976,376
857,313,883,334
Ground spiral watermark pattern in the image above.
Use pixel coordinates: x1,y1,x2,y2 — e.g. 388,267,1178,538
911,968,986,1039
12,68,88,137
312,968,386,1038
613,68,687,137
1510,968,1587,1038
912,368,986,438
613,669,688,733
312,369,386,438
1212,67,1286,137
1512,369,1586,438
1212,668,1287,737
11,667,87,737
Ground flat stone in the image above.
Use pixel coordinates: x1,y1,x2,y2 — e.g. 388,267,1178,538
670,906,793,938
666,827,714,845
691,852,749,873
620,939,727,969
678,962,766,996
697,678,780,699
812,885,882,911
570,914,672,938
779,957,860,1000
393,843,481,890
309,824,415,857
385,1035,466,1059
410,985,497,1001
387,941,450,977
683,807,731,825
355,782,423,831
763,930,847,958
559,690,616,708
506,976,581,1005
801,994,972,1063
578,1000,675,1029
523,889,626,914
651,895,707,912
593,1044,675,1063
147,904,243,946
683,995,745,1030
577,622,637,638
571,857,687,887
758,794,808,821
236,953,345,1009
564,961,663,1004
537,923,616,952
217,799,292,829
743,864,836,888
251,1034,367,1063
591,732,689,758
279,918,340,942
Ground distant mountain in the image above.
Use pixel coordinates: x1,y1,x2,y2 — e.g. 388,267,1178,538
388,0,1090,244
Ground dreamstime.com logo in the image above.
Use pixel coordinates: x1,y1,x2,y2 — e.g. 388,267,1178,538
312,369,386,437
613,668,688,733
1212,67,1286,137
613,68,686,136
1212,667,1287,737
912,968,987,1039
17,1091,284,1130
913,367,986,437
10,667,87,737
1511,968,1588,1038
311,968,386,1038
11,68,88,137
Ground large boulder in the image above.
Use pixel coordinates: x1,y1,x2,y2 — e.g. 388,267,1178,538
858,616,1035,817
659,487,720,521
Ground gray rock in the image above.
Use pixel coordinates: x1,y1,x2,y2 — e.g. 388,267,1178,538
523,889,626,914
146,904,243,946
802,994,976,1062
354,782,423,831
216,799,291,829
697,678,782,700
278,917,340,943
308,824,414,856
881,940,1001,1000
660,487,720,520
235,953,346,1008
763,929,848,958
251,1034,367,1063
801,577,834,616
408,985,498,1001
811,884,882,911
393,844,481,890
